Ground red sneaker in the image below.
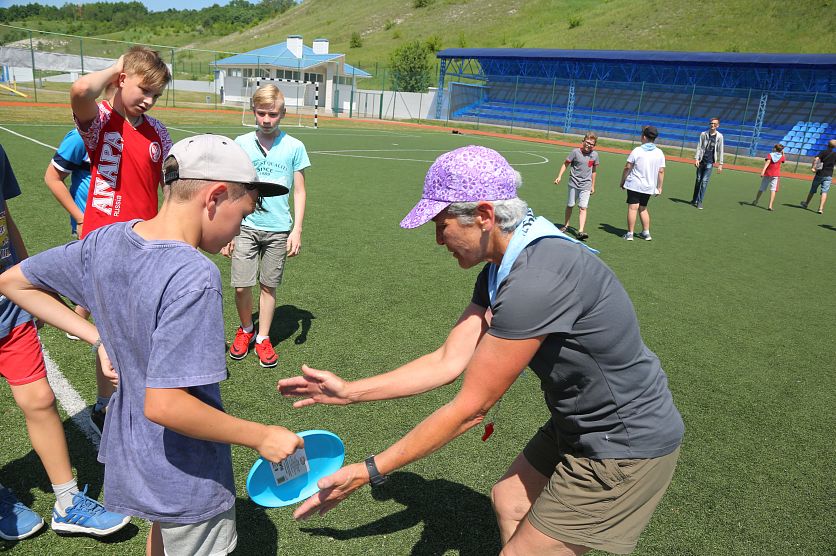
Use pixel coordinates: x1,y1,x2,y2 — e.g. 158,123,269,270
254,338,278,368
229,327,255,360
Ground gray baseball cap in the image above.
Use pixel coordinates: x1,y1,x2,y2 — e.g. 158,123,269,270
163,134,288,197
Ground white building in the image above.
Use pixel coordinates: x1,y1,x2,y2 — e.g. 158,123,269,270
213,36,371,114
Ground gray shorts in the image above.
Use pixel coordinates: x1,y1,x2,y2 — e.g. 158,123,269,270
759,176,779,192
161,505,237,556
567,187,591,209
231,225,288,288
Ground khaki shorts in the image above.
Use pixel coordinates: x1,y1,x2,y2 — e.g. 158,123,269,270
161,505,237,556
523,420,680,555
230,226,288,288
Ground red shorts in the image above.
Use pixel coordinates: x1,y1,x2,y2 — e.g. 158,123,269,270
0,321,47,386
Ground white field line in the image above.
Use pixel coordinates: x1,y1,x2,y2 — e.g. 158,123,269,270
310,149,551,166
43,347,100,448
0,126,57,151
0,125,98,445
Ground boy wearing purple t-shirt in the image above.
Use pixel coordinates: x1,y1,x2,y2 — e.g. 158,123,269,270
0,135,302,555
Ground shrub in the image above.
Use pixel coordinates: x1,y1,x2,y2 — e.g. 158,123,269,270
350,31,363,48
568,16,582,29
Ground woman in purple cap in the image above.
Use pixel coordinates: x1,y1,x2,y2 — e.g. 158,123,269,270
279,145,684,555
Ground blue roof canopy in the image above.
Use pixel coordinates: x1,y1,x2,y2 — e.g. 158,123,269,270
214,42,371,78
436,48,836,93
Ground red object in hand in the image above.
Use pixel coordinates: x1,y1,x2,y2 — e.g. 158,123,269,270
482,422,495,441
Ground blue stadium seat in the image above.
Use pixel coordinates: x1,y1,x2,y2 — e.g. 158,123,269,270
787,148,798,154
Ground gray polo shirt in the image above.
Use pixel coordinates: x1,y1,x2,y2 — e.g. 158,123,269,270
472,237,684,459
566,148,599,191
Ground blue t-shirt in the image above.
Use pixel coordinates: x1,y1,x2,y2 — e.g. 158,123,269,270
51,129,91,234
0,145,32,339
235,131,310,232
21,221,234,523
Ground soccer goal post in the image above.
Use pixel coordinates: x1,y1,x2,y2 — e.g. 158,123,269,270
240,77,320,129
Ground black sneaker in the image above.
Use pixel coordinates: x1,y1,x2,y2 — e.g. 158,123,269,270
576,231,589,241
89,404,106,436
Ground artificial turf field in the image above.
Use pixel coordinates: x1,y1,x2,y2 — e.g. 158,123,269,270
0,107,834,555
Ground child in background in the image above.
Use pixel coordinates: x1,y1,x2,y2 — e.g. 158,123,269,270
0,144,129,541
70,45,172,238
753,144,786,211
69,46,171,433
0,135,302,555
554,133,599,241
223,85,310,368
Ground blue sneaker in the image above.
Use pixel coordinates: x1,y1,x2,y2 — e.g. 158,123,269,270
0,487,45,541
50,485,129,537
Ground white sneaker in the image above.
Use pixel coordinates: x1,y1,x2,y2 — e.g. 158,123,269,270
638,231,652,241
66,332,80,341
623,232,634,241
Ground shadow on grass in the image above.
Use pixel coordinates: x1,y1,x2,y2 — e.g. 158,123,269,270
820,224,836,232
599,223,628,237
300,471,500,555
739,201,769,210
232,498,278,554
249,305,315,346
668,197,694,205
782,203,810,210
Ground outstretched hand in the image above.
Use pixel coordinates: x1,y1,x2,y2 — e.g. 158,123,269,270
277,364,352,408
293,462,369,521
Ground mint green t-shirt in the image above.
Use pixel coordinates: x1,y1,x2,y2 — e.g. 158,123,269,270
235,131,310,232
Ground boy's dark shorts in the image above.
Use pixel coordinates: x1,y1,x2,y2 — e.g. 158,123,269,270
523,418,680,555
626,190,652,206
0,321,47,386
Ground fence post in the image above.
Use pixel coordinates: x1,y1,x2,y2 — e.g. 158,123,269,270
28,31,38,102
631,81,645,148
795,92,818,173
349,69,355,118
546,77,556,139
733,88,752,165
418,92,423,124
213,52,217,111
510,75,519,134
79,37,84,75
680,83,696,158
588,79,598,133
379,68,386,119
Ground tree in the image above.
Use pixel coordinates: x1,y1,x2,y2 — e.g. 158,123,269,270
389,40,432,92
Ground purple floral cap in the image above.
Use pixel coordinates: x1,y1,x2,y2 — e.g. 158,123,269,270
400,145,518,229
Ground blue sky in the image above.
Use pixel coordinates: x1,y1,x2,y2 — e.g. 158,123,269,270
0,0,233,11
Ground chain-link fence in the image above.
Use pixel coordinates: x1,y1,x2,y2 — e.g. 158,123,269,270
442,75,836,169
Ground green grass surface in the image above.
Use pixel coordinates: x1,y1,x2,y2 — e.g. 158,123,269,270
0,106,834,555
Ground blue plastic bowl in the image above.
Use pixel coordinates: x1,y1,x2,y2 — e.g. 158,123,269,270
246,429,345,508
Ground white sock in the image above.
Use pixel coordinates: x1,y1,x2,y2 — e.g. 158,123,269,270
52,478,79,513
256,335,270,344
241,324,254,334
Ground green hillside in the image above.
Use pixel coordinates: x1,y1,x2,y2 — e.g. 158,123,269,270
194,0,831,75
2,0,831,86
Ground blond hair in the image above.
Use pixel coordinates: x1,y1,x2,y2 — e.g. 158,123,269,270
252,85,286,112
123,46,171,90
583,132,598,144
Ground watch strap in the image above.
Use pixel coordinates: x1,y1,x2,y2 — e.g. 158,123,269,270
365,455,387,487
